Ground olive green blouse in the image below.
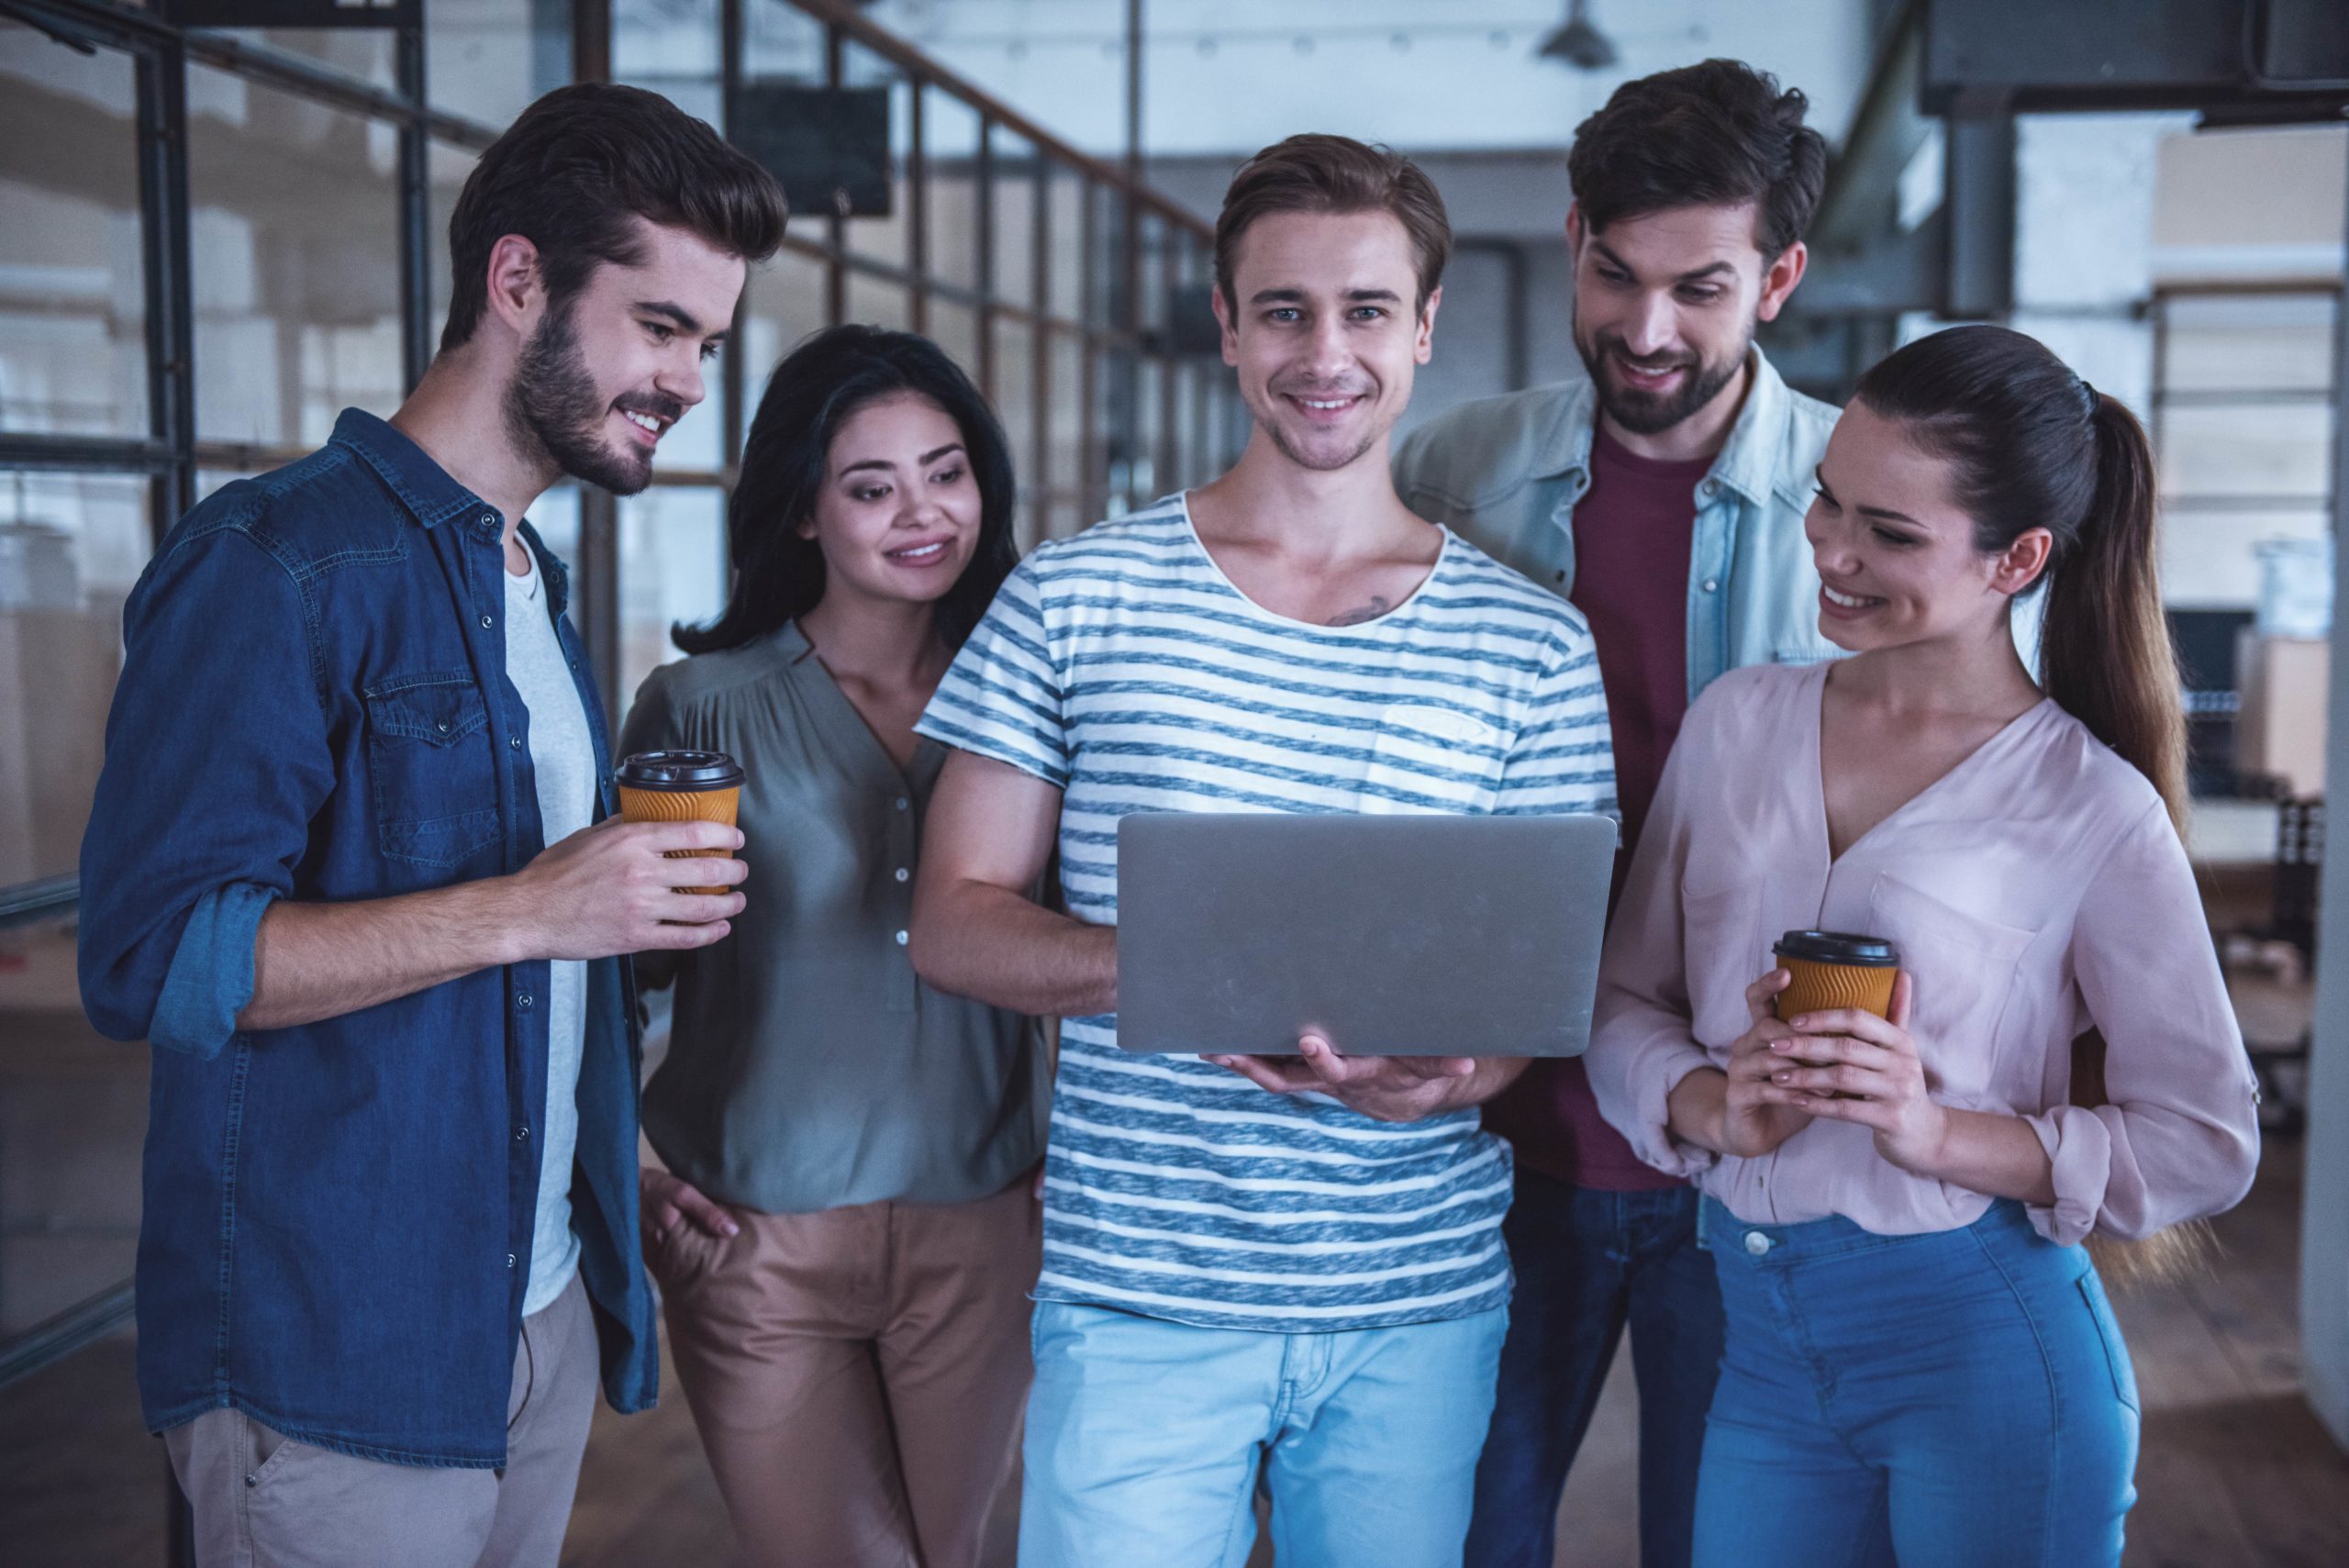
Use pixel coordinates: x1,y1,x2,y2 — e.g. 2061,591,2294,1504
619,622,1049,1214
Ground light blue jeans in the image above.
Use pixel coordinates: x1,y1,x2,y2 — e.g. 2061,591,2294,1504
1695,1198,2141,1568
1017,1299,1508,1568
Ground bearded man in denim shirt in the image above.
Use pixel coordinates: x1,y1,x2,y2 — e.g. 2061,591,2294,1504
1394,60,1841,1568
78,85,782,1567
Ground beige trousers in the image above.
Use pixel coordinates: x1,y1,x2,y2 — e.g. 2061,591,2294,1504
162,1271,600,1568
647,1175,1041,1568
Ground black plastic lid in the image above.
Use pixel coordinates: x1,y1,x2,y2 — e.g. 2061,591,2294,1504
1774,929,1899,966
616,750,743,791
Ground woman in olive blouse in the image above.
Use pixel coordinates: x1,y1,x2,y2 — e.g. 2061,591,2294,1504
619,326,1043,1568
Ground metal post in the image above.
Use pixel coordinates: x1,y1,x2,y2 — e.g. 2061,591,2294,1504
573,0,621,728
907,82,929,335
395,23,433,392
720,0,745,478
2299,95,2349,1454
975,117,996,400
825,25,847,326
135,39,195,547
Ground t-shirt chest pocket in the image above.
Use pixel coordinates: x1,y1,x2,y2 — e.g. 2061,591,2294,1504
1361,704,1506,814
362,670,503,872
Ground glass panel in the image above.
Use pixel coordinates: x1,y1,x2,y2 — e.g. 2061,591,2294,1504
0,472,148,890
1047,164,1086,323
429,0,572,130
841,41,911,270
1174,360,1205,491
1048,328,1086,526
740,247,832,448
1097,345,1130,517
924,88,984,296
2163,293,2337,393
616,0,722,127
744,0,826,79
428,139,477,349
0,26,146,439
846,273,910,333
2158,403,2334,499
530,484,582,569
1133,355,1164,506
993,315,1040,549
1095,184,1130,335
1139,212,1169,336
930,300,980,384
218,28,397,94
618,486,728,710
187,66,405,447
2162,506,2330,608
991,129,1040,309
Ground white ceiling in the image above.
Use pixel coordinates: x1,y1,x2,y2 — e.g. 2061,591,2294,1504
862,0,1876,159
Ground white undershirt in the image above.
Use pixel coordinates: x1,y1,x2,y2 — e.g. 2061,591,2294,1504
505,547,593,1316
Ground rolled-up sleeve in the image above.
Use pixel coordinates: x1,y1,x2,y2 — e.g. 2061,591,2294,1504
78,522,334,1055
1584,717,1719,1179
2021,799,2261,1244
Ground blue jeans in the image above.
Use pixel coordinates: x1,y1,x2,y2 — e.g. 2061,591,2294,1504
1018,1300,1508,1568
1695,1198,2140,1568
1465,1174,1722,1568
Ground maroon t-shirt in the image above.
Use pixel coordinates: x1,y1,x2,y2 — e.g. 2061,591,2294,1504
1485,425,1706,1190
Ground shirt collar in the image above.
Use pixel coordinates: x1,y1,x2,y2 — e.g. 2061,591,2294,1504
1531,343,1796,506
329,407,492,532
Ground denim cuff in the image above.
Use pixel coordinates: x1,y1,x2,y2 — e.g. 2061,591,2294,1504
150,882,279,1060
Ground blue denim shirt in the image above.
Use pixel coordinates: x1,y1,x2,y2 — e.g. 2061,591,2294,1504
1394,347,1844,700
78,409,656,1468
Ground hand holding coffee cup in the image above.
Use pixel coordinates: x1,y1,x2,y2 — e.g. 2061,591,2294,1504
1771,931,1900,1097
617,751,745,895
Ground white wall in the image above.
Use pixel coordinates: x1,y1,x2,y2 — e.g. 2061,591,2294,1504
865,0,1870,161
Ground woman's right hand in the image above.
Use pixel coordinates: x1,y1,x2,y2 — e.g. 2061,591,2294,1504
1717,968,1817,1158
640,1166,740,1241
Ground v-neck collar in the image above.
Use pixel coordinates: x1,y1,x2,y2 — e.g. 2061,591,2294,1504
774,620,939,789
1806,660,2055,871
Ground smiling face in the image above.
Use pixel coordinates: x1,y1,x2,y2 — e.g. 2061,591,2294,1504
1569,201,1800,437
1215,208,1437,473
798,392,983,612
1805,401,2053,652
501,218,746,494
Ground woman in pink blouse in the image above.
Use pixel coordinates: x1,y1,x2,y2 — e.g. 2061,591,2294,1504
1585,324,2260,1568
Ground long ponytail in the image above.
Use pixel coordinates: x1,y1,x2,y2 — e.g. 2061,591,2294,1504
1854,328,2206,1282
2038,395,2188,835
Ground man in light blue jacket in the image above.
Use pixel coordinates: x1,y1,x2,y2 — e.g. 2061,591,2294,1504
1394,59,1840,1568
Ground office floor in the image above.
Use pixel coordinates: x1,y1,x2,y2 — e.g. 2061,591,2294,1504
4,950,2344,1565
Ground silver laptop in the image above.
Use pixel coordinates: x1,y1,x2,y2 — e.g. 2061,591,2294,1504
1114,812,1618,1057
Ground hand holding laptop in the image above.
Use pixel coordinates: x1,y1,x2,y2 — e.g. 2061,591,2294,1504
1205,1034,1482,1123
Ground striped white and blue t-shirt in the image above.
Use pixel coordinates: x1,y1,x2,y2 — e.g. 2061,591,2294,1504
917,495,1615,1331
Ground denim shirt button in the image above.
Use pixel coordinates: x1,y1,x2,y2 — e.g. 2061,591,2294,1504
480,614,495,629
1743,1229,1772,1256
514,1124,529,1140
1702,578,1720,594
506,1252,517,1269
517,993,533,1010
1701,479,1720,497
509,735,522,750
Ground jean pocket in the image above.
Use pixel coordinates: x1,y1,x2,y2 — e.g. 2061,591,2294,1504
2076,1271,2142,1414
362,670,502,871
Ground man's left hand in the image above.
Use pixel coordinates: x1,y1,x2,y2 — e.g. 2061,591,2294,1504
1206,1033,1481,1123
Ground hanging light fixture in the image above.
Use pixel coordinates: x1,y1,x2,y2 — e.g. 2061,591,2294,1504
1536,0,1619,70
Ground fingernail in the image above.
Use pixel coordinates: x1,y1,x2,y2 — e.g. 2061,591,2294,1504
1771,1040,1792,1052
1773,1072,1790,1084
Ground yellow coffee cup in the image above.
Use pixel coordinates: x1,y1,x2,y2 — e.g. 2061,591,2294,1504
616,750,743,895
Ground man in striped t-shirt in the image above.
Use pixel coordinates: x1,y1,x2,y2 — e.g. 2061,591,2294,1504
912,136,1615,1568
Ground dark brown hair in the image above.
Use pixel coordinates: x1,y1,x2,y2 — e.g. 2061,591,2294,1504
674,326,1018,657
440,83,787,353
1567,59,1826,260
1854,324,2187,829
1213,135,1452,315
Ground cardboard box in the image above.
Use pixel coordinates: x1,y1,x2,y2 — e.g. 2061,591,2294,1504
2235,632,2329,797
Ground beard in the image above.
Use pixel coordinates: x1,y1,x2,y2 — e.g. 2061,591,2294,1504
502,304,673,495
1575,319,1749,438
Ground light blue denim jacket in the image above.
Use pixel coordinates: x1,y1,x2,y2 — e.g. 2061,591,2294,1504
1394,347,1842,703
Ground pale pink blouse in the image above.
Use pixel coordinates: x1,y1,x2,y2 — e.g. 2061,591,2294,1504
1585,661,2261,1244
